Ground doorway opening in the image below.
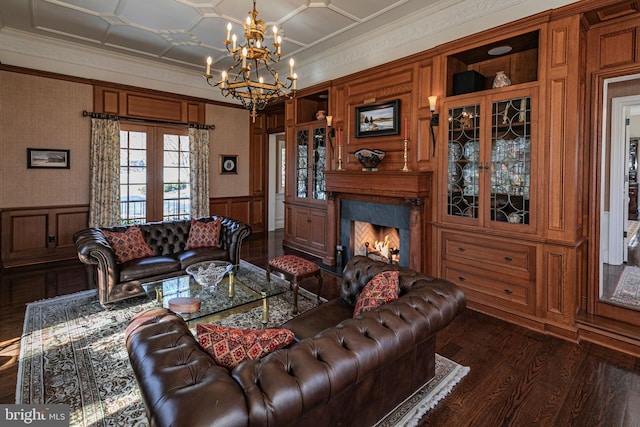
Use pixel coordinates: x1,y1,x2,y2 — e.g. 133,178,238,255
601,86,640,310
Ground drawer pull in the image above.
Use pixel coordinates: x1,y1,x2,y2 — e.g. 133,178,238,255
504,256,513,262
457,247,465,252
457,276,466,282
504,289,513,295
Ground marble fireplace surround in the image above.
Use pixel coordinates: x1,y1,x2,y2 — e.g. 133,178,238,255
325,170,433,272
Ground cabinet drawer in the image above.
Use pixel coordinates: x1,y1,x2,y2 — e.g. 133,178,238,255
443,262,535,314
442,232,535,280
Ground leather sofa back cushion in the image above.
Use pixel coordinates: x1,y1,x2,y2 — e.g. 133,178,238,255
102,226,154,263
353,270,399,317
185,218,223,249
196,324,294,370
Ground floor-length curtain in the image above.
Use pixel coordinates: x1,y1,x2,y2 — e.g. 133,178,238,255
189,126,210,218
89,117,121,227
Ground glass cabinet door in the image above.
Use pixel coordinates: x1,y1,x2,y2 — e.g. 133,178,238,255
296,129,308,198
295,125,326,201
447,103,481,219
312,126,326,200
490,96,531,225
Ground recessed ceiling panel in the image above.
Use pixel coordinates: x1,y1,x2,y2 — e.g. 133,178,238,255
105,25,170,56
53,0,119,14
120,0,201,30
284,7,355,46
0,0,33,30
35,1,109,42
218,0,302,25
163,44,214,67
331,0,405,20
191,16,231,48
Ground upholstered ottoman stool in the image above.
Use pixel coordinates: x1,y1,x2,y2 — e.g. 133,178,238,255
266,255,322,314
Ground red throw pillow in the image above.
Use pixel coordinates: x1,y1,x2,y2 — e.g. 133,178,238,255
353,270,400,317
102,226,153,264
196,324,294,370
185,218,223,249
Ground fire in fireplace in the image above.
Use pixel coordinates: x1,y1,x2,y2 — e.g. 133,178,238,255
352,221,400,264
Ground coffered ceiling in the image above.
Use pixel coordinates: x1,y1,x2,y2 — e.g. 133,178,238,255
0,0,580,101
0,0,440,75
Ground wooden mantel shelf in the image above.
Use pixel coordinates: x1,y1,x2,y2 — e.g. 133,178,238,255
325,170,432,199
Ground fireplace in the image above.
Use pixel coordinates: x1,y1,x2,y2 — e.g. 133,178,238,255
353,221,401,264
340,199,410,267
325,170,433,272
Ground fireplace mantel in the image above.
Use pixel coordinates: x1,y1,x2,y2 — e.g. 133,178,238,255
325,170,432,199
324,170,433,272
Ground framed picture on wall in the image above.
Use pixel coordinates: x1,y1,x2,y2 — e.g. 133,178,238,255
219,154,238,174
27,148,70,169
355,99,400,138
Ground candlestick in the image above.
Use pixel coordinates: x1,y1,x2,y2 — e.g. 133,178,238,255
337,144,344,171
338,128,342,146
401,139,410,172
404,118,408,140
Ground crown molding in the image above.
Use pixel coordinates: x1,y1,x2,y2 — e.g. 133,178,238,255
0,28,228,102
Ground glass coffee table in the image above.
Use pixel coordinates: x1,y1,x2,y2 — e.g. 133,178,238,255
142,266,287,326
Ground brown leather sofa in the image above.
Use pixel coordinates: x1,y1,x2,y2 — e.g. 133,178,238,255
125,256,466,427
73,216,251,306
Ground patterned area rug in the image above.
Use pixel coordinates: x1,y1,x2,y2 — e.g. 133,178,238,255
611,265,640,307
17,261,468,426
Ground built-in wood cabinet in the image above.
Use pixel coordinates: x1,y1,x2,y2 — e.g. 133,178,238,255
283,85,331,262
1,205,89,267
434,23,583,340
441,87,538,233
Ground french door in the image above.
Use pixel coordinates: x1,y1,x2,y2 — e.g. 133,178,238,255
119,123,191,224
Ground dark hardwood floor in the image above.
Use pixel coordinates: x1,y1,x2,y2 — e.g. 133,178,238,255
1,230,639,426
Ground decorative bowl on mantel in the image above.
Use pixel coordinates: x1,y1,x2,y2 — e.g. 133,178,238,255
354,148,386,171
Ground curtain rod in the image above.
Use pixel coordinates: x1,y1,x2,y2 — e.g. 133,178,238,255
82,110,214,130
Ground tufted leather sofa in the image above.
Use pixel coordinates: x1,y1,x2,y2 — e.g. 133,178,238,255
125,256,466,427
73,216,251,306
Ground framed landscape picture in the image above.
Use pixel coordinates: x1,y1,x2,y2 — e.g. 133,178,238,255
27,148,70,169
355,99,400,138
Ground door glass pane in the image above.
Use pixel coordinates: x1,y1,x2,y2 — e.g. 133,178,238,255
490,97,531,225
163,134,190,221
296,129,308,198
447,104,480,218
120,130,147,224
312,127,326,200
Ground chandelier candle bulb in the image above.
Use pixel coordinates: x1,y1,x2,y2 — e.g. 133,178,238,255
226,22,232,41
232,34,237,50
242,47,247,69
277,36,282,54
206,56,212,76
289,58,294,76
293,73,297,90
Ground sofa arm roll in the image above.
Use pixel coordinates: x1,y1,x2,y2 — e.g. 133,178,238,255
126,308,250,427
216,216,252,268
73,228,119,293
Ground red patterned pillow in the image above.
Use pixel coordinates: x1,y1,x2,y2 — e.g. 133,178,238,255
196,324,294,370
353,270,400,317
185,218,223,249
102,226,153,264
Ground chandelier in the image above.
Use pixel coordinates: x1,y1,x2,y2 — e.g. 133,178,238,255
204,0,297,121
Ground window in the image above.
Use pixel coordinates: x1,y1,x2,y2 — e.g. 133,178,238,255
119,124,190,224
